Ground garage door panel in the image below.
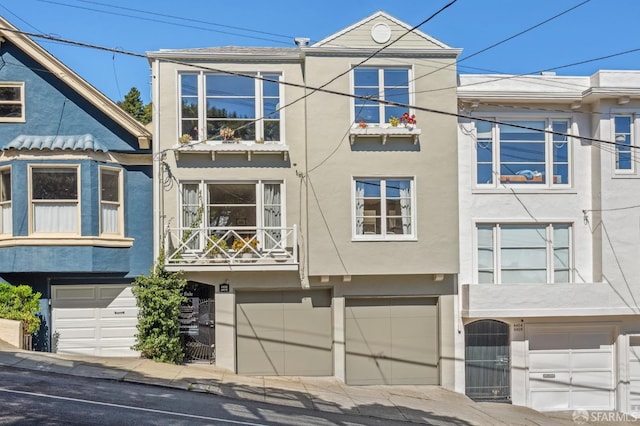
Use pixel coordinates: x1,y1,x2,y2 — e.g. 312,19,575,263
529,372,571,389
57,328,97,339
571,371,613,388
531,390,570,411
530,352,570,370
99,307,139,319
572,351,611,369
572,390,613,410
529,333,570,350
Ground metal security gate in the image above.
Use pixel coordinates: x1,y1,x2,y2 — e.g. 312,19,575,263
465,320,511,401
181,296,215,363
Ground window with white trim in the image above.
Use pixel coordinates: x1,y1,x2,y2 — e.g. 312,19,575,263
179,72,281,143
353,178,414,239
181,181,284,250
0,83,24,122
475,119,570,186
0,168,10,234
353,67,410,125
614,115,633,171
100,167,122,235
477,224,571,284
30,166,79,234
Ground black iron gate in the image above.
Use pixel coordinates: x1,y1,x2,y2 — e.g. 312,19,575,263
180,294,215,363
465,320,511,401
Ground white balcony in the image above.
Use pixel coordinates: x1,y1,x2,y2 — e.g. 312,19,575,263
462,283,639,318
164,225,298,271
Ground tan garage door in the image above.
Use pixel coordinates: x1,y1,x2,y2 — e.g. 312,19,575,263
346,297,439,385
236,290,333,376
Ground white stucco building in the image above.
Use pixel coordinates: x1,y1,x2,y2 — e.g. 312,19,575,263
457,70,640,415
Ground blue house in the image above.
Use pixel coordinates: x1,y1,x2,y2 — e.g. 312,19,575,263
0,17,152,356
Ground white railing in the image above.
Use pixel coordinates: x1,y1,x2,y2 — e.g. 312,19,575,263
164,225,298,268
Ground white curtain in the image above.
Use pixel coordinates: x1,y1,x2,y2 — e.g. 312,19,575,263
399,181,411,235
101,204,119,234
1,204,10,234
34,203,77,233
355,183,364,235
263,184,281,250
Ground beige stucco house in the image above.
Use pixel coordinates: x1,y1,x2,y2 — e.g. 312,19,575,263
147,11,461,386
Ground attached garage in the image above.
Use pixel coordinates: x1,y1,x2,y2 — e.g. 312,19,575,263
51,284,139,357
528,326,615,411
236,289,333,376
627,336,640,416
345,297,439,385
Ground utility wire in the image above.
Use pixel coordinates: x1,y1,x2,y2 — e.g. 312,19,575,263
37,0,293,45
1,25,637,152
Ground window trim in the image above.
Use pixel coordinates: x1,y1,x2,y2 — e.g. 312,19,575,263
612,113,636,174
474,117,572,188
99,166,123,237
350,65,414,127
177,71,284,144
28,164,81,236
0,82,25,123
474,222,573,284
0,166,11,235
351,176,417,241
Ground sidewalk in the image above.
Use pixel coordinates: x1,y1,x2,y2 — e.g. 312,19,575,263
0,339,574,425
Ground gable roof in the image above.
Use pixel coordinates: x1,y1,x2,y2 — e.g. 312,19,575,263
311,11,454,51
0,16,151,149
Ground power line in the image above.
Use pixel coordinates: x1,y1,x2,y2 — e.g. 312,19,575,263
37,0,294,45
1,25,636,152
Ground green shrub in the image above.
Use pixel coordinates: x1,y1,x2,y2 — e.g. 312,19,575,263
132,263,186,364
0,283,41,335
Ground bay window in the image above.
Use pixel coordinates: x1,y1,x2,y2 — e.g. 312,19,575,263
477,224,571,284
31,167,79,234
179,72,281,143
354,178,414,239
0,168,10,234
475,119,570,186
353,67,410,125
100,167,122,235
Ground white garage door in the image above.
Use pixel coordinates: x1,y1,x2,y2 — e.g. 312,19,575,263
627,336,640,417
528,327,614,411
52,285,139,357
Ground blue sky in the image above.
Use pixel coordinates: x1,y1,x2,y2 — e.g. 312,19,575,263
2,0,639,103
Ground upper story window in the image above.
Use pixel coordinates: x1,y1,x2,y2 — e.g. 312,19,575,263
0,168,10,234
475,119,570,187
30,166,79,234
100,167,122,235
353,67,410,125
477,223,571,284
353,178,415,240
0,83,24,122
614,115,633,172
179,72,281,143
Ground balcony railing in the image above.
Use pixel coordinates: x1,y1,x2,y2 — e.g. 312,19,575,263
164,225,298,270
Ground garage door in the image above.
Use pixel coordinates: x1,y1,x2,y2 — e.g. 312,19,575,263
236,290,333,376
345,297,439,385
627,336,640,416
528,327,614,411
52,285,139,357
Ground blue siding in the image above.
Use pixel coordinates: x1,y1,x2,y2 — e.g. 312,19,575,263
0,42,144,152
